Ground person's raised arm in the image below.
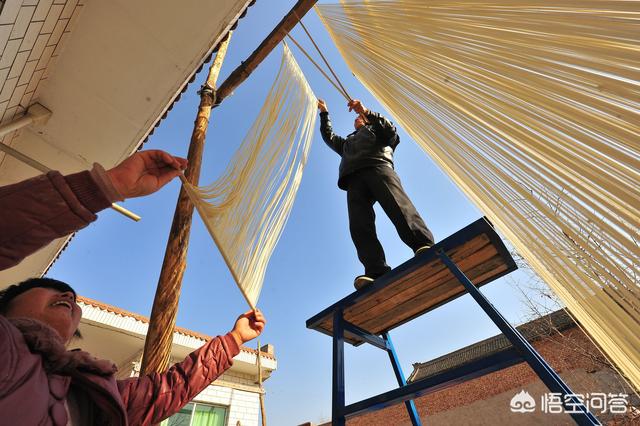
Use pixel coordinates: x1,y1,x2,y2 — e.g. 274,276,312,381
0,150,187,270
119,310,266,426
348,99,398,147
347,99,369,116
318,99,346,155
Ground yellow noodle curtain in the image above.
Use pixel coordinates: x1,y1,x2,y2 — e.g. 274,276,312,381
317,0,640,390
182,44,316,308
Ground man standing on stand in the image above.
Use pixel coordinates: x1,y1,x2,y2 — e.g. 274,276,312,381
318,98,435,290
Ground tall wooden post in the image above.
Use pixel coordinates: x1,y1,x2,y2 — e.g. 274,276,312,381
257,341,267,426
140,33,232,374
140,0,318,378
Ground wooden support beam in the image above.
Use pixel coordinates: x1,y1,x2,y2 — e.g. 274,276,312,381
140,34,233,375
257,340,267,426
214,0,318,106
141,0,317,376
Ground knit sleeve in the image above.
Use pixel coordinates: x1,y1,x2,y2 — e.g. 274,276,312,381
0,166,115,270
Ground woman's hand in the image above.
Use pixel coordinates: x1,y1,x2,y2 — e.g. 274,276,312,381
106,150,187,199
230,309,266,346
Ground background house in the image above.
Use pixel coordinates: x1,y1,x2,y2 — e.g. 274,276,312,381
303,310,639,426
77,296,277,426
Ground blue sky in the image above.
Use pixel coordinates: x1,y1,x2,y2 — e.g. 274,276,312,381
49,1,547,424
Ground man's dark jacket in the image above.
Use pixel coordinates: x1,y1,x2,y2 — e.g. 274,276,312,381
320,110,400,190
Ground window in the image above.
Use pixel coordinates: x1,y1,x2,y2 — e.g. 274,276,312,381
161,402,228,426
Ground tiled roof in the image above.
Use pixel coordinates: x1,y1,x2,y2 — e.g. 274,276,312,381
407,309,575,383
78,295,275,360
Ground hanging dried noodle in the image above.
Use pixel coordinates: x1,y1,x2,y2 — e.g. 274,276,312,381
317,0,640,390
181,44,316,309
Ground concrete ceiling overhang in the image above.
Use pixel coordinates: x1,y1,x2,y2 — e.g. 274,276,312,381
0,0,254,287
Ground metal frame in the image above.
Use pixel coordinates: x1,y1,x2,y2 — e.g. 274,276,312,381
315,218,601,425
331,312,422,426
436,249,600,426
307,218,517,345
332,309,346,425
383,331,422,425
343,347,523,417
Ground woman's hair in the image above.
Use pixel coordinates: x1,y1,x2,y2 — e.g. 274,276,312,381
0,277,76,314
0,277,82,338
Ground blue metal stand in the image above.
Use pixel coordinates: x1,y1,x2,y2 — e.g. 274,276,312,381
332,312,421,426
383,332,422,426
332,309,346,426
311,219,600,425
436,249,601,426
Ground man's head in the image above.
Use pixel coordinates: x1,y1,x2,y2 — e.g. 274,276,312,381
0,278,82,343
354,115,366,130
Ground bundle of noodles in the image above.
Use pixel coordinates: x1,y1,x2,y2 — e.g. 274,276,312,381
317,0,640,390
182,43,317,308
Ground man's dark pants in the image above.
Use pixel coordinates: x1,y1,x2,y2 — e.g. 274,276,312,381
346,166,434,278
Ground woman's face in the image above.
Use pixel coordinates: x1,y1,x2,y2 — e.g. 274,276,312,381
4,288,82,343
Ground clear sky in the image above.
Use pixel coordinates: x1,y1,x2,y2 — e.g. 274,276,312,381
49,1,547,425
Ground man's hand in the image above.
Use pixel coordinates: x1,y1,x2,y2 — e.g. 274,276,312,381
348,99,368,115
230,309,266,346
317,99,328,113
106,150,188,199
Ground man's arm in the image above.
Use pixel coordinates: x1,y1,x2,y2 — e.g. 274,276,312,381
318,99,346,155
118,310,266,425
367,111,399,147
0,150,187,270
348,99,398,147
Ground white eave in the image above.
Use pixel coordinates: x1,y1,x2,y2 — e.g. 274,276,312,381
0,0,254,287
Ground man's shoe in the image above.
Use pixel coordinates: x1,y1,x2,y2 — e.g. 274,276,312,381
354,275,374,290
414,244,433,256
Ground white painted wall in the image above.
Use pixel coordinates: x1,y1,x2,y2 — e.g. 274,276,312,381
196,380,262,426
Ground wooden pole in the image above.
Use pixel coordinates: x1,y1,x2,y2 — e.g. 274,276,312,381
257,340,267,426
140,33,232,375
214,0,318,107
140,0,319,376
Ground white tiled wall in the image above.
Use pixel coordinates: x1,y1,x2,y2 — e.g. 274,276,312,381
196,382,261,426
0,0,84,126
194,370,263,426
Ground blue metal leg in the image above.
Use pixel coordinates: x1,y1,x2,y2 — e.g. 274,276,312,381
332,308,346,426
383,332,423,426
437,250,601,426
